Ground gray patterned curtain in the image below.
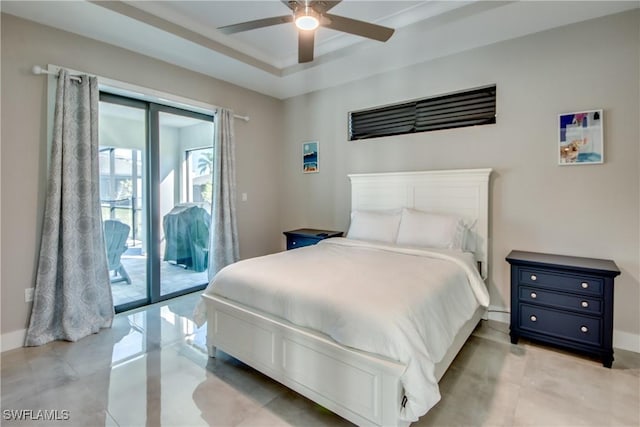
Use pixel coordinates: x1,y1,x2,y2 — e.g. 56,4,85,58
207,108,240,281
25,69,113,346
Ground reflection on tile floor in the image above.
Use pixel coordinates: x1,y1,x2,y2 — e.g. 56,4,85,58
1,292,639,426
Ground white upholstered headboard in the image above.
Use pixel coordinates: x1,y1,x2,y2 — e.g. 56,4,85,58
348,168,492,279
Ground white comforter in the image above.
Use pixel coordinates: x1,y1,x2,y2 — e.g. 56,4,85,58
196,238,489,422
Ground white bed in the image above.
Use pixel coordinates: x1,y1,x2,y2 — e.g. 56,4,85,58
197,168,492,427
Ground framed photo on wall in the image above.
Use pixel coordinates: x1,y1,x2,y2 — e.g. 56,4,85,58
303,141,319,173
558,109,603,165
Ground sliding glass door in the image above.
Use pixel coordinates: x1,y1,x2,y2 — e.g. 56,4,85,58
99,94,214,312
99,98,149,309
156,108,213,298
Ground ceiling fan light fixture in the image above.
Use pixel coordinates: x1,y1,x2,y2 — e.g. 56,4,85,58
218,0,395,64
295,7,319,31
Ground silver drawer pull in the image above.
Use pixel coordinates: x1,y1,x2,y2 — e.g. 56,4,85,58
530,315,537,322
581,282,589,289
530,274,537,281
530,292,537,299
581,301,589,308
580,326,588,333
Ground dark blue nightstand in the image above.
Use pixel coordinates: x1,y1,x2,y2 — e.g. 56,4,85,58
507,250,620,368
283,228,343,250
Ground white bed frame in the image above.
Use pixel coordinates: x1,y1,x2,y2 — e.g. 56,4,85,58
202,168,492,427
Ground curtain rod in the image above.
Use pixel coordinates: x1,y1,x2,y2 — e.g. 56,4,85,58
32,65,250,122
32,65,82,82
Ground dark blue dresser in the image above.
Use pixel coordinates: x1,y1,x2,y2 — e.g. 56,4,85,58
506,250,620,367
283,228,343,250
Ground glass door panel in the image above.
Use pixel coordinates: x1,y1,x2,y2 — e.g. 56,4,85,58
158,111,213,297
99,101,148,308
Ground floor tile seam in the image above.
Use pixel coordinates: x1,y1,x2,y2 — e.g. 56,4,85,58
163,346,210,370
445,355,528,388
0,389,43,411
57,353,120,380
154,336,190,349
519,379,639,410
465,370,526,390
522,350,634,384
473,335,515,347
514,382,622,424
517,354,633,415
116,319,189,343
503,380,523,426
21,357,85,398
229,396,281,427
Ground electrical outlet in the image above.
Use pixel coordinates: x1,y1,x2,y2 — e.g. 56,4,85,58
25,288,34,303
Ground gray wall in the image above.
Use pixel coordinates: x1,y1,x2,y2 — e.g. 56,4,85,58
280,11,640,344
1,13,284,336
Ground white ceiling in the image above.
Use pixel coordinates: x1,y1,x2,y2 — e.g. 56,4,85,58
2,1,637,99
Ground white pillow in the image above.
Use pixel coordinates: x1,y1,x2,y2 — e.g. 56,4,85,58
396,208,466,250
346,210,402,243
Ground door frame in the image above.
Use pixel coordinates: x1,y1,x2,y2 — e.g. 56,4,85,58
100,92,215,313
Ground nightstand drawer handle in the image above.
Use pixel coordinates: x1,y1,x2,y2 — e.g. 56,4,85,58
292,241,297,245
530,274,537,281
580,326,589,333
530,292,537,299
581,301,589,308
530,315,537,322
581,282,589,289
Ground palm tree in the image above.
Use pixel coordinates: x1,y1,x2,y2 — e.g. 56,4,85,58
197,152,214,175
196,151,214,204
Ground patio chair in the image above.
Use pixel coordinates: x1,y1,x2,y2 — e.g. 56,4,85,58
104,219,132,284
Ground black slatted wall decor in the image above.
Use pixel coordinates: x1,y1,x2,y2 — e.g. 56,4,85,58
348,85,496,141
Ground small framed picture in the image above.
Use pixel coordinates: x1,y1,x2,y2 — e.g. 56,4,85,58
303,141,319,173
558,109,603,165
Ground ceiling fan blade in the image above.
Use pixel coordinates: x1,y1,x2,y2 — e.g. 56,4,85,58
218,15,293,35
323,13,394,42
312,1,342,13
281,0,297,11
298,30,315,63
283,0,342,13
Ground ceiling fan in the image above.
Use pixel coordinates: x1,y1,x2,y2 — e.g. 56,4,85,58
217,0,395,64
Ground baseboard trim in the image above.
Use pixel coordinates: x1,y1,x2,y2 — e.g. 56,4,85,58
486,305,510,324
486,306,639,354
613,329,640,354
1,329,25,352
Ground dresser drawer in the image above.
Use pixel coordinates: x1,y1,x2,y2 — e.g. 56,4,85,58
519,287,602,315
519,268,603,296
519,304,601,346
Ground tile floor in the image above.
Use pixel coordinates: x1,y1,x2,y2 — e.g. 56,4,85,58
1,292,638,426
